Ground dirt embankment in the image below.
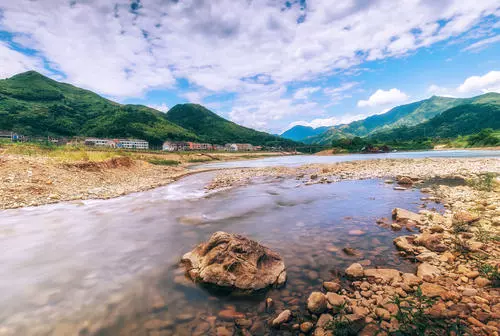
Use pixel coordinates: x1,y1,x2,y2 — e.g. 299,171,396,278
0,150,291,209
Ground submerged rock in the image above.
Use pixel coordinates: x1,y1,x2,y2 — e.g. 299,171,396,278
181,231,286,291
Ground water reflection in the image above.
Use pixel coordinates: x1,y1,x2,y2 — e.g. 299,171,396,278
0,173,441,335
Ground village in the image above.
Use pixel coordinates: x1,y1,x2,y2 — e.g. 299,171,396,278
0,130,264,152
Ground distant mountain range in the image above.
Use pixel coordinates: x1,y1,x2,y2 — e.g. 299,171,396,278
0,71,295,147
282,93,500,144
281,125,329,141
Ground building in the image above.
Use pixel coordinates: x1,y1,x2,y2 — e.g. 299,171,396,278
84,138,149,150
163,141,189,151
187,142,213,151
213,144,225,151
225,143,255,151
84,138,112,147
115,139,149,150
0,131,22,141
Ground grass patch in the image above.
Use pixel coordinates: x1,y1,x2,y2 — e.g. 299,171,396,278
378,287,469,335
466,172,497,192
147,159,180,166
478,264,500,287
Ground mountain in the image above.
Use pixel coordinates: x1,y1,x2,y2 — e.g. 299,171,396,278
0,71,196,145
166,103,296,146
304,94,499,144
0,71,295,147
369,100,500,142
280,125,328,141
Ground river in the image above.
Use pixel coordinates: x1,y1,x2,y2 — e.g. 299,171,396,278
0,150,498,335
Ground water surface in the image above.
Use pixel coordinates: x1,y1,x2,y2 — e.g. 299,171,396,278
0,172,442,335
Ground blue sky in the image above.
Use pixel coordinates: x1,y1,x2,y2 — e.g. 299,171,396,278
0,1,499,134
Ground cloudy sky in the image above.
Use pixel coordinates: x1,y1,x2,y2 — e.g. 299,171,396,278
1,0,499,134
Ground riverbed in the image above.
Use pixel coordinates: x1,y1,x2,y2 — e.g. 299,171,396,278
0,150,498,335
0,172,443,335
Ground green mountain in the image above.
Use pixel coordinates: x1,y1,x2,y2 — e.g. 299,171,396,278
280,125,328,141
370,100,500,141
0,71,196,145
304,94,500,144
0,71,296,147
166,103,296,146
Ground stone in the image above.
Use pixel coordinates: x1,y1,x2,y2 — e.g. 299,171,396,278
181,231,286,291
193,321,211,336
393,236,415,253
392,208,422,222
300,322,314,333
417,262,440,281
323,281,341,292
364,268,401,283
348,229,366,236
345,263,364,278
216,326,232,336
429,225,444,233
414,233,447,252
235,318,253,329
343,247,360,256
272,309,291,327
391,223,402,231
307,292,327,314
375,308,391,321
453,211,480,224
396,176,414,185
416,251,438,262
420,282,446,298
402,273,422,287
316,314,334,328
326,292,345,306
218,309,245,321
462,288,478,297
475,277,491,287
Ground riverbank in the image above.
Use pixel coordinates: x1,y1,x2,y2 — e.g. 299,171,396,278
0,150,289,209
205,157,500,190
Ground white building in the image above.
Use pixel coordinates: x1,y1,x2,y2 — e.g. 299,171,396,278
116,139,149,150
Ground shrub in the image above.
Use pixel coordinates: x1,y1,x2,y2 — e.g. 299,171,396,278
147,159,180,166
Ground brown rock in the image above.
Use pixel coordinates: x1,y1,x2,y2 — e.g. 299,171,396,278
453,211,480,224
364,268,401,283
181,231,286,291
323,281,341,292
402,273,422,287
414,233,447,252
216,326,232,336
300,321,314,333
417,262,440,281
326,292,345,306
272,309,291,327
396,176,414,185
316,314,334,328
420,282,446,298
375,308,391,321
475,276,491,287
345,263,364,278
218,309,245,321
392,208,422,222
307,292,327,314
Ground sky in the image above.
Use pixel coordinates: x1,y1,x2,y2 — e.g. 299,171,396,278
0,0,499,134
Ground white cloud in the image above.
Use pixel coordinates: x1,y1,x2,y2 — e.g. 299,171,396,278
287,113,368,129
457,71,500,93
147,103,169,112
0,0,498,130
357,88,409,107
427,84,456,97
293,87,320,100
0,42,45,79
463,35,500,52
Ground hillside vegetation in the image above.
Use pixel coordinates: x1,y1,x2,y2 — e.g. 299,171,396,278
166,103,296,146
0,71,197,145
303,93,500,144
281,125,328,141
0,71,296,147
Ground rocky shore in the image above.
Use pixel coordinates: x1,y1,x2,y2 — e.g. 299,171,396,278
0,151,284,210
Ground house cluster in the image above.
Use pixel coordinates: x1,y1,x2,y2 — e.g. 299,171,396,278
162,141,262,152
84,138,149,150
0,130,24,141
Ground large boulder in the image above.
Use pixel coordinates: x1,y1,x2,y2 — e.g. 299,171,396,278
181,231,286,291
392,208,422,223
414,233,447,252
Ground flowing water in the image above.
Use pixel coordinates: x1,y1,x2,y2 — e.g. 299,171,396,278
0,168,446,335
